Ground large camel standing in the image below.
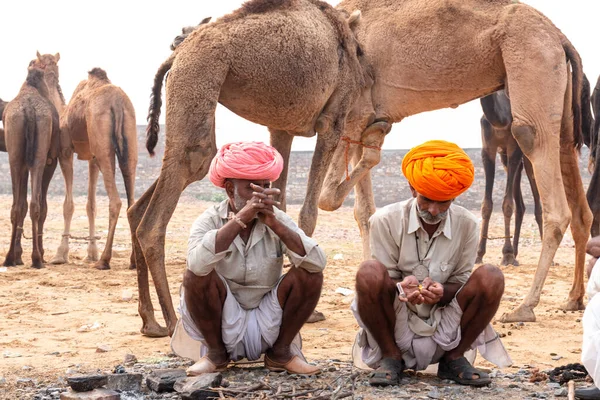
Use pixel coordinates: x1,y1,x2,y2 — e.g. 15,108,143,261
128,0,370,337
318,0,592,323
50,67,138,270
3,61,61,268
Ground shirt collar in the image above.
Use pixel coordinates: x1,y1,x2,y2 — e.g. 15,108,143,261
408,198,453,239
217,199,230,219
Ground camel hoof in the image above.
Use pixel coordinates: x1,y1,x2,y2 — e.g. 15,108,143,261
141,324,170,338
50,255,68,265
94,260,111,270
306,310,326,324
85,255,99,263
3,259,17,267
499,306,536,323
30,261,45,269
501,255,518,266
128,263,136,270
16,258,24,266
563,299,585,311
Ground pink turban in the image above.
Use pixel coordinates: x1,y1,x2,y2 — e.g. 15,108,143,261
208,141,284,188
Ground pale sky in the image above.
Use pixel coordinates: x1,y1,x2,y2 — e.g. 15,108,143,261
1,0,599,151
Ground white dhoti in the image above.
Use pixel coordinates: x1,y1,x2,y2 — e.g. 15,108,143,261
350,296,512,371
171,275,303,362
582,258,600,385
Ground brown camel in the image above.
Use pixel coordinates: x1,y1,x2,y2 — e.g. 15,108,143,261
0,98,7,152
50,67,138,270
3,61,61,268
128,0,370,337
587,75,600,236
317,0,592,323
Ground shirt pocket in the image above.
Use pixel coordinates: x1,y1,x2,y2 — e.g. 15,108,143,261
430,261,453,284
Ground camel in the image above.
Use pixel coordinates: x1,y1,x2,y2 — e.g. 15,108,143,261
477,77,593,266
0,98,7,152
50,67,138,270
316,0,592,323
128,0,370,337
3,60,61,268
475,90,543,267
587,76,600,237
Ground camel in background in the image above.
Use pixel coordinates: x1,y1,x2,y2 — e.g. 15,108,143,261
0,98,7,152
587,76,600,237
316,0,591,324
3,60,61,268
129,0,369,337
50,67,137,270
477,76,593,266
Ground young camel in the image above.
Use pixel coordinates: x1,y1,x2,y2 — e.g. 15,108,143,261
3,64,61,268
50,68,138,270
129,0,370,337
317,0,592,323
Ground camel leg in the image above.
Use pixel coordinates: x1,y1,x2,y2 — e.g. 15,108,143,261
3,166,28,267
50,153,75,264
39,158,58,263
127,180,169,337
500,143,523,266
512,158,525,261
85,159,100,263
475,125,497,264
29,165,45,269
499,38,572,322
354,169,376,260
523,157,543,238
95,153,122,270
269,129,294,211
119,141,137,270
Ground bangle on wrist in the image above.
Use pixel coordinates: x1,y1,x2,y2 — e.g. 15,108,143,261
228,212,247,229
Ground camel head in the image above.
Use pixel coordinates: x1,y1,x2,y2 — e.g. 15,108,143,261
170,17,212,50
32,51,60,76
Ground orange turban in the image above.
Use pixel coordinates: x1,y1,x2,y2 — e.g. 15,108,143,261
208,141,284,188
401,140,474,201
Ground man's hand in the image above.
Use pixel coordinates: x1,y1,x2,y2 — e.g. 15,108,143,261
587,236,600,258
398,275,425,305
420,277,444,305
235,184,281,225
249,183,281,226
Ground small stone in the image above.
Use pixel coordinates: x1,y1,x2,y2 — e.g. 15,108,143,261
427,388,442,399
552,356,563,361
550,353,557,356
113,365,126,374
0,377,6,386
67,375,108,392
123,354,137,365
22,365,33,370
174,373,223,397
554,387,568,397
121,289,133,301
106,373,142,392
147,369,187,393
517,322,525,327
547,382,561,389
508,383,520,388
17,378,34,386
96,344,111,353
60,388,120,400
3,351,22,358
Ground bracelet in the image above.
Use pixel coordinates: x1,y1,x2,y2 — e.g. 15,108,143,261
228,212,247,229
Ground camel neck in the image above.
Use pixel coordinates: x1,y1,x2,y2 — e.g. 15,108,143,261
44,74,65,113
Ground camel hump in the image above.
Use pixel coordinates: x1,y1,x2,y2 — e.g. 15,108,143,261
88,68,110,82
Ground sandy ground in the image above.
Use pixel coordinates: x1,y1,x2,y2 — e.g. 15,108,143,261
0,194,586,388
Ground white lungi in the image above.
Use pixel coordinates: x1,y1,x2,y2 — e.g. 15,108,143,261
172,275,303,362
351,295,512,371
582,258,600,385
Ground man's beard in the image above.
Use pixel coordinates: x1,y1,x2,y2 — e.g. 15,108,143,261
232,190,248,214
417,205,448,225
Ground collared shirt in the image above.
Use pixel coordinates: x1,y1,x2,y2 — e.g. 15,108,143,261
187,200,327,310
369,198,479,329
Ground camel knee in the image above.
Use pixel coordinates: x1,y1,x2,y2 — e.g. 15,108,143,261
481,198,493,219
356,260,390,299
512,123,536,156
109,198,122,219
30,201,40,220
502,197,514,217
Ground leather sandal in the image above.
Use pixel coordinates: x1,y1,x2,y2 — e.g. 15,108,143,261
264,354,321,375
186,356,229,376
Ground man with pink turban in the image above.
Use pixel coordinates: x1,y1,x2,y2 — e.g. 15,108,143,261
351,140,511,387
171,142,326,376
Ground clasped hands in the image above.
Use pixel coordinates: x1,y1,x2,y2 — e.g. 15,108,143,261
397,275,444,305
236,183,281,226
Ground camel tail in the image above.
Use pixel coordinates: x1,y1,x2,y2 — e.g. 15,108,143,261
562,38,584,151
111,105,128,168
24,106,38,168
146,53,175,157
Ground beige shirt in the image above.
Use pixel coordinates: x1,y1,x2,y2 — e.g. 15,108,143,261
187,200,327,310
369,198,479,333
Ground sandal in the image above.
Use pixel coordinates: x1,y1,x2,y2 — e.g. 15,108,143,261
437,356,491,387
368,357,405,386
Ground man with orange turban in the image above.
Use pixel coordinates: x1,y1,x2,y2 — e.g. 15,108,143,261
351,140,511,387
171,142,326,376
